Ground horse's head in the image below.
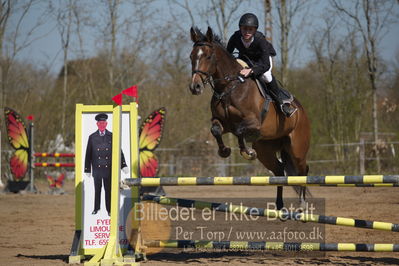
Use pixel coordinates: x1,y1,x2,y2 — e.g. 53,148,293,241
189,27,217,95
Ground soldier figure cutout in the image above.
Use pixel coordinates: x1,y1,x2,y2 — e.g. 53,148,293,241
84,113,128,216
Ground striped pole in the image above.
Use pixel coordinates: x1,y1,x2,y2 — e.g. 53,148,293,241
124,175,399,187
320,184,399,187
34,153,75,157
34,163,75,167
145,240,399,252
144,195,399,232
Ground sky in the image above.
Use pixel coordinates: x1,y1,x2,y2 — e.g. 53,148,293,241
10,0,399,75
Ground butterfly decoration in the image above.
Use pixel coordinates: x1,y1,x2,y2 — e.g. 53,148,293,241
47,173,65,189
4,107,30,181
139,107,166,177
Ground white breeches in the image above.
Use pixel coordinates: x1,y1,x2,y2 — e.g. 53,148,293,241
262,56,273,83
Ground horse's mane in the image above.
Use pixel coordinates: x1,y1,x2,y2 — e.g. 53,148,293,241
192,27,236,60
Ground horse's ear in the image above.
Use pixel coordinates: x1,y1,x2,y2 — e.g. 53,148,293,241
190,27,199,43
206,26,213,42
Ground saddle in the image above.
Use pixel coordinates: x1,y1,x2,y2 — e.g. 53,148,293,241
236,59,267,97
236,59,295,120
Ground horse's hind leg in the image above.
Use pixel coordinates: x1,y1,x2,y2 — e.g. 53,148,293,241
253,140,285,210
281,150,305,210
283,138,310,210
211,118,231,158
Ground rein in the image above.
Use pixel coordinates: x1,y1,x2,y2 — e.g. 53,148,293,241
211,77,242,120
212,78,240,101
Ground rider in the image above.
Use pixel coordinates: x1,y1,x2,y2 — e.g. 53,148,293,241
227,13,297,117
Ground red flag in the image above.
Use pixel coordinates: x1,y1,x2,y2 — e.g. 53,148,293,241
122,85,138,98
112,93,123,106
26,115,34,121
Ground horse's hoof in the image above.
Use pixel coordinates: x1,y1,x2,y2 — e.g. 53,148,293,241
240,148,257,160
218,147,231,158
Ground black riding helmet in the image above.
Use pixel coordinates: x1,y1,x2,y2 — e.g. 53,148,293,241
239,13,259,29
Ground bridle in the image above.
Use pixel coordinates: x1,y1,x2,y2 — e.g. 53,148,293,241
191,41,246,118
191,42,217,89
191,41,243,95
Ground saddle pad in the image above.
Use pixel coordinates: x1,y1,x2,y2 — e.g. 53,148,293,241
236,58,248,68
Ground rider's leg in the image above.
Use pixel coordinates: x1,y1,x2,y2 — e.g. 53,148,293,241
261,62,297,117
266,76,297,117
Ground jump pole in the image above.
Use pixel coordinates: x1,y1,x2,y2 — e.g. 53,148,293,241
320,184,399,187
144,195,399,232
34,153,75,167
124,175,399,187
34,163,75,167
34,152,75,157
145,240,399,252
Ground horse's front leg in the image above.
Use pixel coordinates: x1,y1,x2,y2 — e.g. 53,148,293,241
211,118,231,158
236,119,260,160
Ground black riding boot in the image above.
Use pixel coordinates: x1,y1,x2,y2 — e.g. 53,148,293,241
265,77,297,117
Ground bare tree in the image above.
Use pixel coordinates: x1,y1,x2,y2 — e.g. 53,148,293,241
0,1,11,60
87,0,158,98
0,0,11,108
168,0,245,42
70,2,96,101
106,0,119,97
309,16,368,165
275,0,309,86
167,0,197,32
208,0,244,42
331,0,397,172
51,0,76,136
263,0,272,42
0,0,49,109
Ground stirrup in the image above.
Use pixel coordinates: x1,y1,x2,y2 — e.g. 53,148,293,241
281,103,298,118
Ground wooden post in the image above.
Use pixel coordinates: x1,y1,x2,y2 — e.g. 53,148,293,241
359,137,365,175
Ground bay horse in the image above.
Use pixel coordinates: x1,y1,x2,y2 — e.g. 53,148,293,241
189,27,311,210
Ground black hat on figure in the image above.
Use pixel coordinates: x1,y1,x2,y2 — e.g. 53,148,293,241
95,113,108,121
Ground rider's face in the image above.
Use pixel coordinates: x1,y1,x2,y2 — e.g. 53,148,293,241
240,26,257,41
